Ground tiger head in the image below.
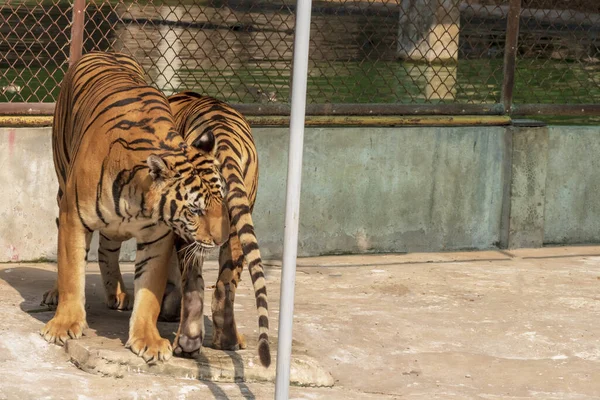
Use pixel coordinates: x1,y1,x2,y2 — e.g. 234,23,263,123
146,136,229,249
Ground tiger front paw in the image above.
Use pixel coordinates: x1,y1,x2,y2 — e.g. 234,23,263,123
173,331,203,358
126,330,172,363
40,306,87,345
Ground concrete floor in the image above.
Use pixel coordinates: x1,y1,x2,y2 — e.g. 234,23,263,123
1,246,599,399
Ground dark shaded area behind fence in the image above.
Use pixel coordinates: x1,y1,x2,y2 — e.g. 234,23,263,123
1,0,599,117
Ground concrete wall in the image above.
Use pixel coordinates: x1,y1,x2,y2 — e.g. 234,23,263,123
544,126,600,244
254,127,507,257
1,128,58,262
1,124,599,262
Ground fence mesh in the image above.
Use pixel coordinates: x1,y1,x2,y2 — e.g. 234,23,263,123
1,0,599,113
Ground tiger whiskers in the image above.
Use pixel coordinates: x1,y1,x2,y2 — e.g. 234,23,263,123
178,241,205,278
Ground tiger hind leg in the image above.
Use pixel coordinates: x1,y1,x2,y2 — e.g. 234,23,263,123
98,233,132,310
211,235,246,351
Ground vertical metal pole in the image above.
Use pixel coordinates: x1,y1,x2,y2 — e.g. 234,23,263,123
501,0,521,114
69,0,86,67
274,0,312,398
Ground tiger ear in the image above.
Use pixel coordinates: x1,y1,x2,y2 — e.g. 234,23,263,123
147,155,171,181
191,130,216,155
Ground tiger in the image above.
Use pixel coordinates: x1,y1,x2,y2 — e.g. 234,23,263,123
168,92,270,367
40,51,229,364
92,92,271,367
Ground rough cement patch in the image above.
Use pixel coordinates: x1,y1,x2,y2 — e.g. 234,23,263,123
3,252,600,399
508,126,549,248
64,336,333,387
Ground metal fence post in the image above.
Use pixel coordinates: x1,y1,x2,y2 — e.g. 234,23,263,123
501,0,522,114
274,0,312,398
69,0,86,67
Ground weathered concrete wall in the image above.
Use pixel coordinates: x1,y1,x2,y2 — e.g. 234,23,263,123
0,128,57,262
253,127,506,257
1,124,600,262
1,126,506,262
544,126,600,244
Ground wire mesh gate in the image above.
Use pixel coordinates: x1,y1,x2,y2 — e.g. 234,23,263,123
1,0,599,116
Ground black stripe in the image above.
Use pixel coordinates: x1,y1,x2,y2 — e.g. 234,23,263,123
159,141,178,151
237,224,255,236
251,269,264,283
256,297,268,310
258,315,269,329
177,166,193,174
230,205,251,225
75,183,93,232
169,199,178,222
158,194,167,221
227,191,246,201
128,138,154,146
95,160,108,226
112,165,146,218
166,130,179,140
242,241,259,255
217,138,242,159
227,175,244,186
134,255,158,280
183,175,197,186
255,286,267,298
248,257,263,268
137,230,171,250
154,116,171,123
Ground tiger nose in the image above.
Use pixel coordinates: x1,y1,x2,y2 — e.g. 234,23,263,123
199,239,216,248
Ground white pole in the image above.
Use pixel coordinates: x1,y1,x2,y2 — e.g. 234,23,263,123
274,0,312,398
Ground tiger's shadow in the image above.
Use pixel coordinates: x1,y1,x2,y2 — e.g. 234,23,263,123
1,266,254,400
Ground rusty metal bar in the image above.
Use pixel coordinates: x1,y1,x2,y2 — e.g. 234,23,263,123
0,114,512,128
511,104,600,116
2,102,599,118
250,115,512,127
0,116,53,127
0,103,505,116
0,103,56,115
0,102,504,116
235,103,506,116
501,0,522,114
69,0,86,67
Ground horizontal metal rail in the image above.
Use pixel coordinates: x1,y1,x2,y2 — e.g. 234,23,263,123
0,115,512,128
2,102,599,118
0,102,507,116
511,104,600,116
0,103,55,115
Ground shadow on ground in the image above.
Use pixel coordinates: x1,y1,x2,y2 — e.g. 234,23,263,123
0,265,256,400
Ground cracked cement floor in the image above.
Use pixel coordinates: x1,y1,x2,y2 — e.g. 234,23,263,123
1,246,600,399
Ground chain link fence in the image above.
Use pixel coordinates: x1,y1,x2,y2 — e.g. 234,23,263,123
1,0,599,116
